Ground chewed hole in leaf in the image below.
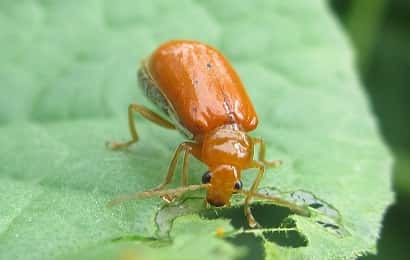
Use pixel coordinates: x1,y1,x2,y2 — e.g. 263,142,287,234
262,219,308,248
263,230,307,248
155,187,349,243
316,220,350,238
289,190,339,219
257,188,351,238
200,204,292,230
202,205,307,249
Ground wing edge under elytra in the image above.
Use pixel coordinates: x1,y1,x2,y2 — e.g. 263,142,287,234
137,60,194,139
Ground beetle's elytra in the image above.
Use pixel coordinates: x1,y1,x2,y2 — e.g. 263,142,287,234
107,40,308,228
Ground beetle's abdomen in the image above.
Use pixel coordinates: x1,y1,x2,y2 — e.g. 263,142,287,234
147,40,258,137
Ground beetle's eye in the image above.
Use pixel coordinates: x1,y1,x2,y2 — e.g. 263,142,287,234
202,171,212,184
234,180,243,190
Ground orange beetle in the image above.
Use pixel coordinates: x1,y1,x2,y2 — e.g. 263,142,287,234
108,40,307,227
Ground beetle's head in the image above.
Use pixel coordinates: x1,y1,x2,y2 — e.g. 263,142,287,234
201,165,242,207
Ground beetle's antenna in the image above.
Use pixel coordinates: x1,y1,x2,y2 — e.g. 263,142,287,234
239,190,310,217
108,184,210,207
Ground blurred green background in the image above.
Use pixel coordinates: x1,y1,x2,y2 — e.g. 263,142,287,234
330,0,410,259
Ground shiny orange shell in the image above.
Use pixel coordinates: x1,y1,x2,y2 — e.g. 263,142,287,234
145,40,258,138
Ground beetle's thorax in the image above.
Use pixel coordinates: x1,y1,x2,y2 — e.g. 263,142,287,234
198,125,253,170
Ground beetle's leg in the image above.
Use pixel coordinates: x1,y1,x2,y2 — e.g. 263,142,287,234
244,161,265,228
154,142,192,190
107,104,176,149
151,142,200,202
180,145,191,187
252,138,282,168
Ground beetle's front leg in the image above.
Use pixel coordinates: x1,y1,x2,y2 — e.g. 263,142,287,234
150,142,200,202
252,137,282,168
244,160,265,228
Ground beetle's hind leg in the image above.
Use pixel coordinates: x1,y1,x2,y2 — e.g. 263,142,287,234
252,137,282,168
107,104,176,149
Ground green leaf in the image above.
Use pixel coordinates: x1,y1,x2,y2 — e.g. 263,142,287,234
55,216,242,260
0,0,393,259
